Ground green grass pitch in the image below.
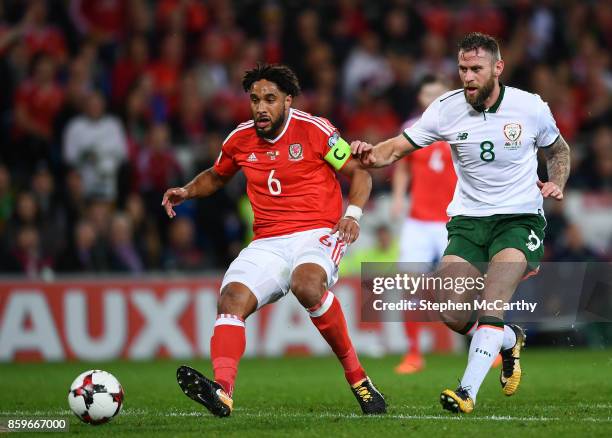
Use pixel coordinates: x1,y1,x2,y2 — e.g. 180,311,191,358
1,349,611,437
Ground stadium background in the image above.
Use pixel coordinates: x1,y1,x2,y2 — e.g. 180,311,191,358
0,0,610,361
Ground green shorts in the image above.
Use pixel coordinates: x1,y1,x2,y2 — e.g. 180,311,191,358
444,213,546,271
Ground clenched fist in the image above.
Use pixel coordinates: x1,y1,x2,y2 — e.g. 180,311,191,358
537,180,563,201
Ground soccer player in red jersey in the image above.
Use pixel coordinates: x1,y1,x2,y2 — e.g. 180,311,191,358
162,64,386,416
391,75,456,374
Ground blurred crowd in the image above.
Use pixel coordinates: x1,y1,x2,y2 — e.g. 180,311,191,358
0,0,610,277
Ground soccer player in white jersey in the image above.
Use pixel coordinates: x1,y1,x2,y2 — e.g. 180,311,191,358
351,33,570,413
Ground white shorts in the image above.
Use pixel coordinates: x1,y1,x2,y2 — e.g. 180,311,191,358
221,228,348,309
399,217,448,270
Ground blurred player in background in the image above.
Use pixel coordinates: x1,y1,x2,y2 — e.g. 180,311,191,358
391,75,456,374
351,33,570,413
162,64,386,417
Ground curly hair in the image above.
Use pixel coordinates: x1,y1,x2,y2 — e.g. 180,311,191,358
458,32,501,60
242,63,301,97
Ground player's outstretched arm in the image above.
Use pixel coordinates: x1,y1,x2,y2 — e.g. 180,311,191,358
350,134,417,168
161,167,230,218
331,159,372,244
539,135,570,201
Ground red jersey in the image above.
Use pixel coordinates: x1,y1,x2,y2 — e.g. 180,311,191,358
214,109,344,240
402,117,456,222
24,27,67,59
72,0,126,39
13,80,65,139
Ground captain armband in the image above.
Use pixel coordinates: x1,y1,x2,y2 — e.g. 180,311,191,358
324,133,352,170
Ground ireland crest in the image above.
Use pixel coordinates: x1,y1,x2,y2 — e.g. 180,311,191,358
503,123,522,149
503,123,522,142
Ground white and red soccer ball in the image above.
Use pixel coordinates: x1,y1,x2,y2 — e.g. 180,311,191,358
68,370,124,425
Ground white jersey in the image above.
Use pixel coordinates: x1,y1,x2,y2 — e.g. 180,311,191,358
403,85,560,217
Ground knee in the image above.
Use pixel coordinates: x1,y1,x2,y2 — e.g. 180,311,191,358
218,283,257,319
290,267,326,309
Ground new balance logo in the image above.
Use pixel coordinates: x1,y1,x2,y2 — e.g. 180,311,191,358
247,153,257,162
456,132,469,140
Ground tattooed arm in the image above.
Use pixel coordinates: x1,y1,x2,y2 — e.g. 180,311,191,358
539,135,571,200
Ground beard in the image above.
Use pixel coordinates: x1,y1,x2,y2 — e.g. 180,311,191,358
255,106,287,139
464,75,495,112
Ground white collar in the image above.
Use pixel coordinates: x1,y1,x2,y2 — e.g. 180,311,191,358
264,108,293,144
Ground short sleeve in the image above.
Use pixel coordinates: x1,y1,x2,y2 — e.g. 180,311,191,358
214,142,240,177
402,99,443,149
535,97,560,148
307,116,352,171
311,117,339,156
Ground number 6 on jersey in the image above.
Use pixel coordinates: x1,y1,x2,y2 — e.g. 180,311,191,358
268,170,282,195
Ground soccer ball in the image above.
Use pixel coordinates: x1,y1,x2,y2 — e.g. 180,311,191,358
67,370,124,425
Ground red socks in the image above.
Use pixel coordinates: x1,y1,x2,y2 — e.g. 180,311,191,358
211,292,366,395
404,322,422,356
308,291,366,385
210,314,245,396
